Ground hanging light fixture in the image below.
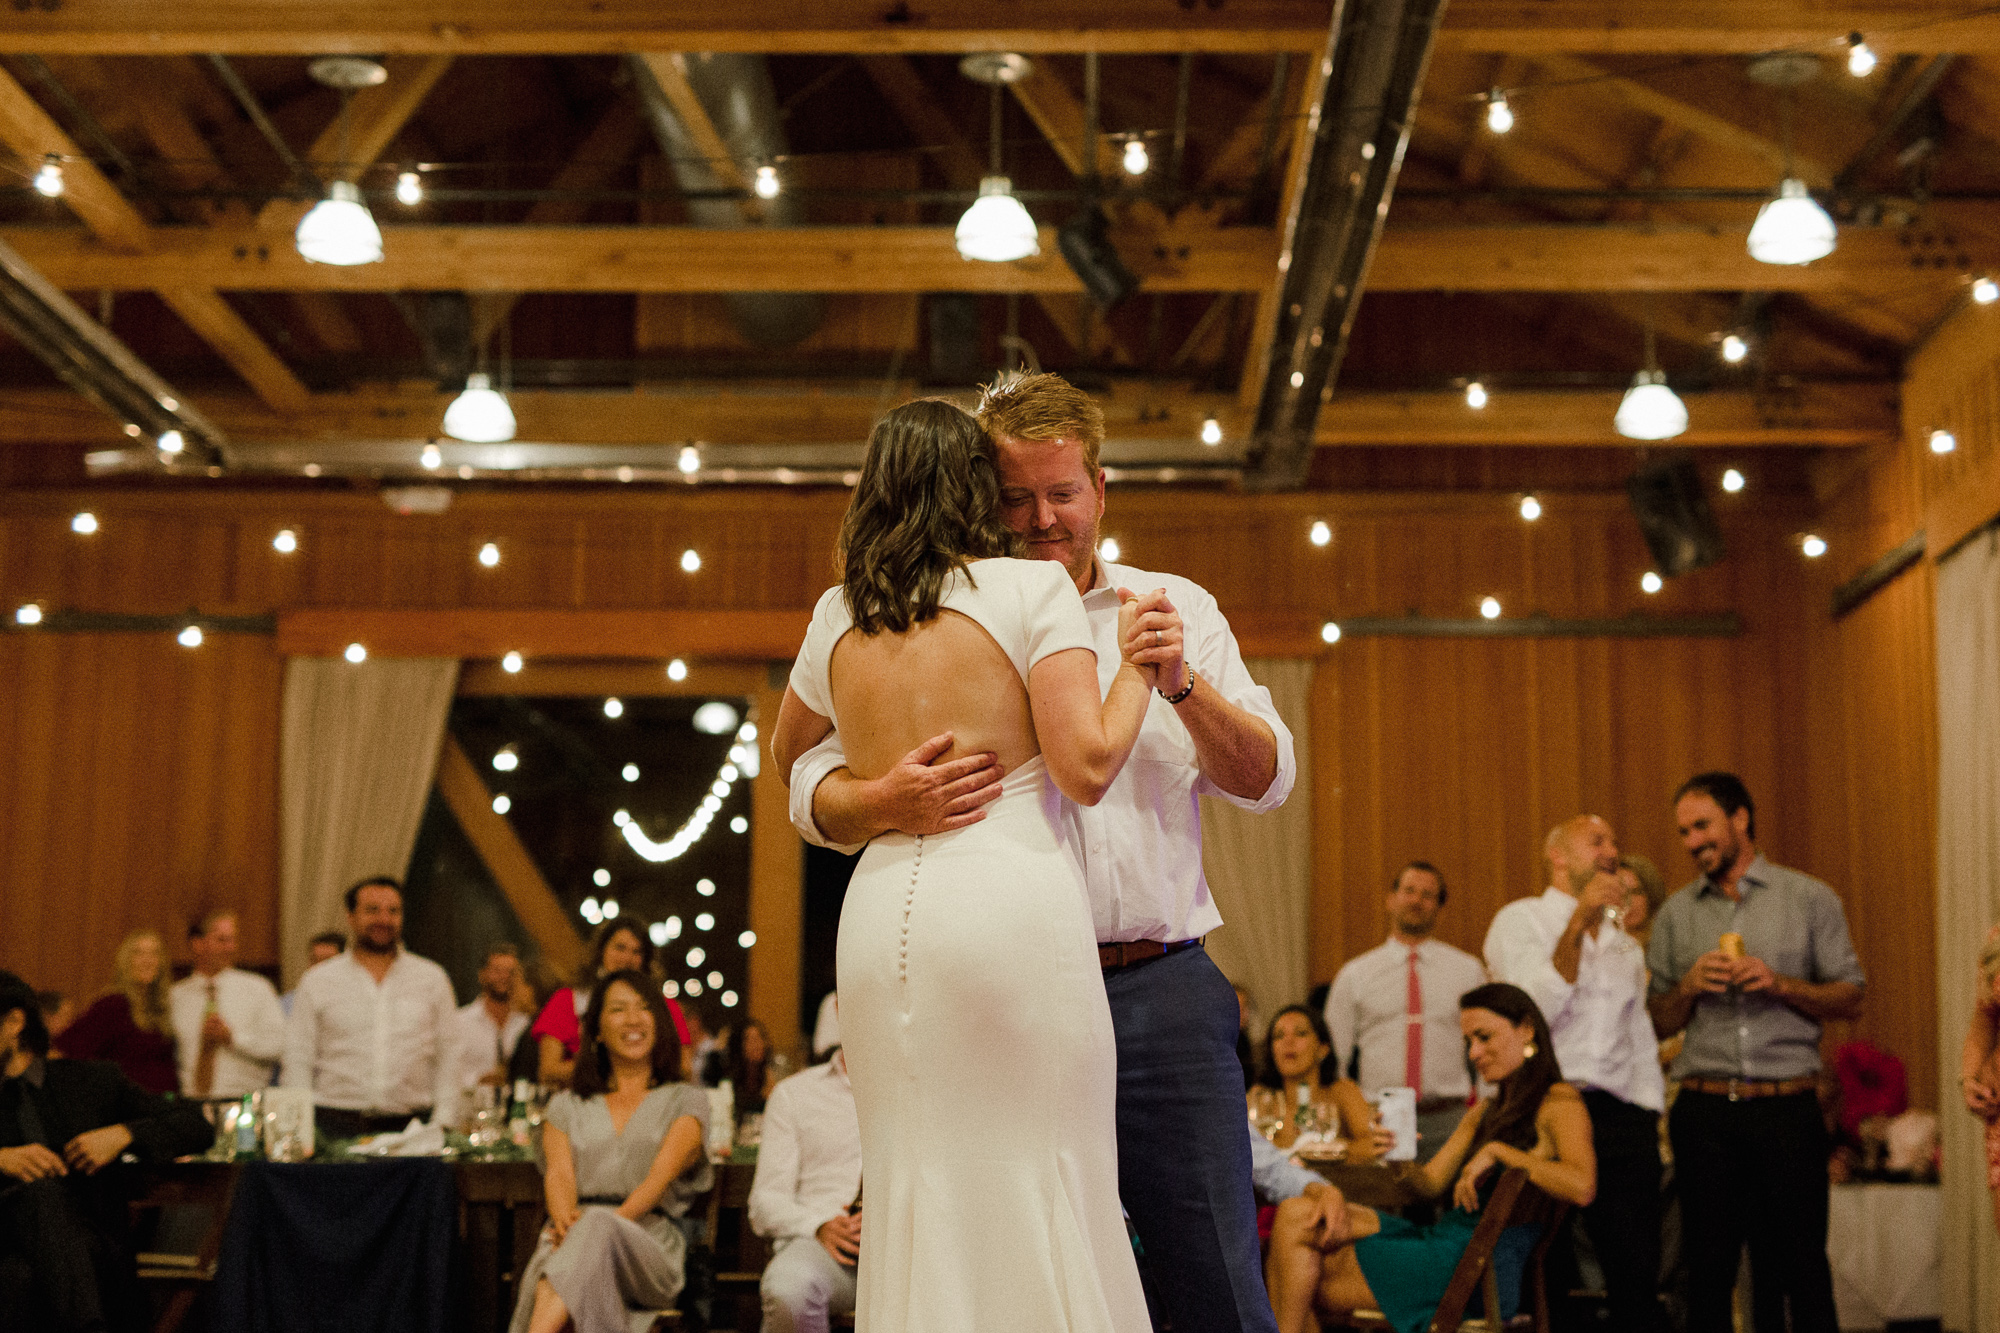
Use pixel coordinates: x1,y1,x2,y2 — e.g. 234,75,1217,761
295,58,389,266
1615,305,1688,441
443,373,516,442
1745,54,1835,266
955,54,1040,263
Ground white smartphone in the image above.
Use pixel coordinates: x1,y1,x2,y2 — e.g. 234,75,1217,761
1375,1086,1419,1161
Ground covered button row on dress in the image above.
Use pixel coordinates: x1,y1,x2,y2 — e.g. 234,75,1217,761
899,834,923,981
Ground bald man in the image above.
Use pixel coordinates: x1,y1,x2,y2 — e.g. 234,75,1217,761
1485,816,1667,1333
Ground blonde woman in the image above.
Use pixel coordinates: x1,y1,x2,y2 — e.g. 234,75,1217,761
57,929,178,1092
1959,924,2000,1235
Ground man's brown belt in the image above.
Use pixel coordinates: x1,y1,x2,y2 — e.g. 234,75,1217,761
1098,938,1203,973
1680,1075,1818,1101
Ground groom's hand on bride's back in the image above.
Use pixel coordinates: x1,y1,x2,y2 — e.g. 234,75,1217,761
866,732,1005,836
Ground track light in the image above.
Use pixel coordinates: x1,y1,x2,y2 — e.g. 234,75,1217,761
1847,34,1877,77
32,155,64,198
1485,89,1514,134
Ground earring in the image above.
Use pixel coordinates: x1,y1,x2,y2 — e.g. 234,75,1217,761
1522,1041,1538,1059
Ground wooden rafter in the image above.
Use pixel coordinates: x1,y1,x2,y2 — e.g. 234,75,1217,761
4,4,1998,56
0,380,1895,449
255,53,454,230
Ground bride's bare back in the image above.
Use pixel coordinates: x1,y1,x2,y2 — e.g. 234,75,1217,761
829,610,1041,781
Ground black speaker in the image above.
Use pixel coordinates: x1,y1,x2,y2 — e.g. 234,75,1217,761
1626,454,1726,577
1058,206,1139,312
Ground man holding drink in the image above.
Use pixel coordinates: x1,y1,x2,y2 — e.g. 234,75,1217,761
1649,772,1866,1333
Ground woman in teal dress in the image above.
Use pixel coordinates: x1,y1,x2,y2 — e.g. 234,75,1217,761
1265,983,1596,1333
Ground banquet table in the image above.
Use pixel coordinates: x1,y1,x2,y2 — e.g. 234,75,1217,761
1825,1181,1941,1330
1303,1157,1421,1211
137,1155,544,1333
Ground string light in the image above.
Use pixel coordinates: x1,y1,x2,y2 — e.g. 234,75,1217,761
706,970,724,988
680,549,701,573
1309,520,1332,547
1465,381,1488,409
1485,89,1514,134
32,155,64,197
581,896,601,924
623,763,640,782
177,625,203,648
667,658,689,682
1098,537,1121,562
1722,468,1747,492
70,512,98,535
698,877,717,896
687,947,706,967
604,697,624,719
1479,596,1502,619
1846,34,1878,77
14,604,43,626
695,912,715,931
1519,495,1542,521
1641,571,1664,594
501,650,523,673
1199,417,1222,446
1930,429,1957,455
721,990,739,1008
662,979,680,998
1974,277,1999,305
158,430,185,455
1320,621,1341,644
492,745,519,772
753,165,781,200
1802,535,1827,558
738,930,757,948
477,543,501,569
491,793,511,814
344,642,367,663
1720,333,1749,363
593,868,611,887
273,529,299,553
678,445,701,475
395,170,423,205
684,979,703,996
730,815,749,833
420,443,442,470
620,724,756,863
1122,138,1149,175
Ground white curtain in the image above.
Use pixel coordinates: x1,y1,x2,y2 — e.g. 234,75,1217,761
1201,658,1315,1026
279,657,460,987
1936,525,2000,1333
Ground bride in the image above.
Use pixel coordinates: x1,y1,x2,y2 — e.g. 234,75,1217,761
772,398,1155,1333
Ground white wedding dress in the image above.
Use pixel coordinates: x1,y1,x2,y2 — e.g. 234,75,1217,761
789,558,1150,1333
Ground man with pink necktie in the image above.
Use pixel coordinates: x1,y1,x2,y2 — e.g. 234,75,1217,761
1485,815,1668,1333
1324,862,1485,1164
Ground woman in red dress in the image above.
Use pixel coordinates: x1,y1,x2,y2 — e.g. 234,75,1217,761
57,927,178,1093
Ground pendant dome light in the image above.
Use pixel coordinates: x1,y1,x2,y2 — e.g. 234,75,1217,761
1615,305,1688,441
443,372,516,443
1744,53,1836,267
954,54,1040,263
295,58,388,266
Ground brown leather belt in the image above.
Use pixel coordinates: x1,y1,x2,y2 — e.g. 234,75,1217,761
1098,938,1203,973
1680,1075,1818,1102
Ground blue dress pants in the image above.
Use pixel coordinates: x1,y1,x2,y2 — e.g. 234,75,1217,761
1105,944,1279,1333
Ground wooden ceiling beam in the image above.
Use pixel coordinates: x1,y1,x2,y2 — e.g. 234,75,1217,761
0,381,1894,449
256,53,454,230
4,5,1995,56
4,222,1987,298
1007,60,1123,181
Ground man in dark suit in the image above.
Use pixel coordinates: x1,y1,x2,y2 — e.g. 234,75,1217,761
0,969,212,1331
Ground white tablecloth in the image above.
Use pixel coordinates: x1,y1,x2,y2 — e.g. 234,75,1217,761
1827,1182,1941,1330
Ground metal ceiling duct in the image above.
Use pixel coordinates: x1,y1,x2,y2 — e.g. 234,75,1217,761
626,53,826,348
0,237,225,463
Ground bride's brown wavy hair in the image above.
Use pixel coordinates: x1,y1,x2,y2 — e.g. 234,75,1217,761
838,399,1022,634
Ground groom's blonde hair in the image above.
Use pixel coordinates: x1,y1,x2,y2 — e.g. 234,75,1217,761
976,372,1105,474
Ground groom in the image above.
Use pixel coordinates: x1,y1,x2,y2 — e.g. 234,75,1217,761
787,372,1295,1333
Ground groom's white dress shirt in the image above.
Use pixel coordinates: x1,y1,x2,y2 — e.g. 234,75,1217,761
788,555,1295,944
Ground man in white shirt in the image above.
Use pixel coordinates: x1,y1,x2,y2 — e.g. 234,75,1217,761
1324,862,1486,1162
282,877,458,1139
1483,816,1667,1333
787,373,1296,1333
749,1049,861,1333
448,943,529,1107
169,910,286,1101
281,932,346,1018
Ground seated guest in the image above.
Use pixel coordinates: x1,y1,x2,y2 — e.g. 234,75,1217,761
750,1042,860,1333
170,909,286,1100
282,877,458,1138
0,969,212,1333
510,971,712,1333
1326,861,1488,1163
1248,1005,1382,1157
721,1017,776,1122
281,931,346,1017
532,920,686,1087
56,929,178,1094
453,942,530,1106
38,990,76,1044
1265,983,1596,1333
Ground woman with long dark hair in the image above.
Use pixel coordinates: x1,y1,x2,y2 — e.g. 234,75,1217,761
1264,983,1597,1333
1247,1004,1383,1158
772,398,1155,1331
509,970,712,1333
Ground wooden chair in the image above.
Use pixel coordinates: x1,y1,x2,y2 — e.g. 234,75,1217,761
1319,1167,1570,1333
129,1162,240,1333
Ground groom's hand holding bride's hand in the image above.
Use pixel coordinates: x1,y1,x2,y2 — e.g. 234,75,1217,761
865,732,1005,835
1118,587,1184,691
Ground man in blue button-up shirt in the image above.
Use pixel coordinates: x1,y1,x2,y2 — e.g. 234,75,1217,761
1648,772,1866,1333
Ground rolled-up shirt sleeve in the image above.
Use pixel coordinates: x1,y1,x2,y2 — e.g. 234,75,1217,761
1185,583,1295,813
787,730,867,856
1808,885,1868,988
1483,903,1577,1031
1248,1128,1321,1204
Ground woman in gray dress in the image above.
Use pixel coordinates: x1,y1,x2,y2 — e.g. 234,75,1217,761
511,969,713,1333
